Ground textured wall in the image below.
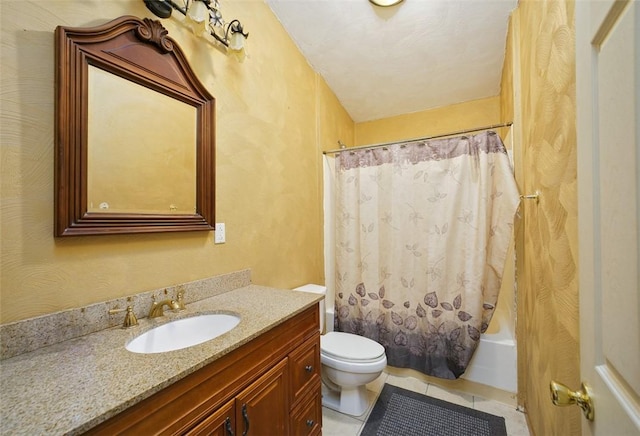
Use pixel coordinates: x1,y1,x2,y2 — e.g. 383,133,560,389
354,96,501,146
507,1,581,434
500,16,516,139
0,0,354,323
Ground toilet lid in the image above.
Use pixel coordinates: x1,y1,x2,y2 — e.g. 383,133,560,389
321,332,385,361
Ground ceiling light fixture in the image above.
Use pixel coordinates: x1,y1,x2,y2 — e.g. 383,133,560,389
144,0,249,59
369,0,404,7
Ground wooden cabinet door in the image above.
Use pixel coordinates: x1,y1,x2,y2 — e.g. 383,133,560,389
186,399,235,436
235,358,289,436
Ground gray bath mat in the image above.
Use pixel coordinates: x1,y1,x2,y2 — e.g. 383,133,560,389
361,384,507,436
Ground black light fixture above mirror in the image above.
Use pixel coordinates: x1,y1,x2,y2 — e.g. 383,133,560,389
144,0,249,59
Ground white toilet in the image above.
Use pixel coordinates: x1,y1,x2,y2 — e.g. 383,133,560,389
294,284,387,416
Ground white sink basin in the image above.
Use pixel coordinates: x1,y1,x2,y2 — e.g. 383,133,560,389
126,313,241,354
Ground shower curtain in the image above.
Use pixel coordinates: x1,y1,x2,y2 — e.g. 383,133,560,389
334,131,520,379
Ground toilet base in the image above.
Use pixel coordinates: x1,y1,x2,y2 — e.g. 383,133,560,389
321,382,370,417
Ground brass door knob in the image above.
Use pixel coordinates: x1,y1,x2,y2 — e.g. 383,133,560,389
550,380,594,421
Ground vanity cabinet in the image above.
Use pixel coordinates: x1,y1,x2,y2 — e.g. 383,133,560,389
87,304,321,435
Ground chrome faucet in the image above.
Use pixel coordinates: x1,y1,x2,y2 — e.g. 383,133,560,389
148,296,181,318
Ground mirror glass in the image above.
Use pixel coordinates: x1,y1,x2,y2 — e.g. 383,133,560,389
87,66,197,214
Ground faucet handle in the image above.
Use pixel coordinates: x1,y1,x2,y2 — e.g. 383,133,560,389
109,298,139,329
121,306,139,328
176,286,186,310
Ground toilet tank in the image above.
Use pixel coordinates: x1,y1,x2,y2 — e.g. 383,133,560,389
293,284,326,333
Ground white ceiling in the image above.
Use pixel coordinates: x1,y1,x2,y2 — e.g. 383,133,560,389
266,0,517,122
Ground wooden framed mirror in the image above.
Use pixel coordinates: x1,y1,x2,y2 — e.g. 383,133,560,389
54,15,215,236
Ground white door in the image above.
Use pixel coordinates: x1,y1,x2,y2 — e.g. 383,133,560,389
576,1,640,435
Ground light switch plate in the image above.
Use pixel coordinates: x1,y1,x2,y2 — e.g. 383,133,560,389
214,223,225,244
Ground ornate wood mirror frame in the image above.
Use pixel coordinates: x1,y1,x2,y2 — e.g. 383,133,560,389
55,15,215,236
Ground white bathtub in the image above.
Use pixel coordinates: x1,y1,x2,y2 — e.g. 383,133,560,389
461,309,517,393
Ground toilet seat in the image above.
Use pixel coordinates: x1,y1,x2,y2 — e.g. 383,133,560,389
321,332,385,363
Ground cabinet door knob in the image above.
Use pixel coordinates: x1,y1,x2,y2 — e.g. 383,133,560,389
306,419,314,427
304,365,313,372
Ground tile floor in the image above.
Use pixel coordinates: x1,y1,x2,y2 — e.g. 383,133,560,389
321,372,530,436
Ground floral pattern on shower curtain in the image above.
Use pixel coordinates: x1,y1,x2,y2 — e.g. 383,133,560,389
334,131,520,379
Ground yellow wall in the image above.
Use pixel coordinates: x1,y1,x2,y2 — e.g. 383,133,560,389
503,1,580,434
0,0,354,323
354,96,501,146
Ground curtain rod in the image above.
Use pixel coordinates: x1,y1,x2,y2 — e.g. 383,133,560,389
323,122,513,155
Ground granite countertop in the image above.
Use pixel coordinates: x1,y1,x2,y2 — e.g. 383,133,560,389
0,285,322,435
